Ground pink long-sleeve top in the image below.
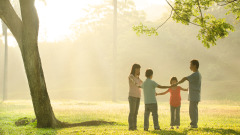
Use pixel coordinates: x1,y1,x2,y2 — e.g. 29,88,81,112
128,74,143,98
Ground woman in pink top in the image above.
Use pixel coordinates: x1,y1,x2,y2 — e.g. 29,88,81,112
128,64,143,131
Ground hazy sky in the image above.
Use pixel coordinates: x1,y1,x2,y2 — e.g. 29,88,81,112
0,0,168,45
35,0,167,42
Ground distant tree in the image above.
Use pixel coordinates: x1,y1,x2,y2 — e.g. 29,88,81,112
1,0,21,101
1,21,8,101
112,0,117,102
0,0,63,128
72,0,145,36
71,0,146,99
133,0,240,48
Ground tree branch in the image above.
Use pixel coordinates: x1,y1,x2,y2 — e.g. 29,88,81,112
139,9,173,33
0,0,23,50
165,0,201,27
156,9,173,30
197,0,204,26
217,0,239,6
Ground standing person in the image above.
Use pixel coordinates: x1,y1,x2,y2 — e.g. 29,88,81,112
176,60,202,128
128,64,143,131
156,77,188,129
141,69,172,131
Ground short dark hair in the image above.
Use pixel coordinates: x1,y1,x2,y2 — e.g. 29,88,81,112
170,77,178,84
130,64,141,75
191,60,199,69
145,69,153,78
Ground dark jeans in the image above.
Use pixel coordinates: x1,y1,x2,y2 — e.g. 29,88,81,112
170,105,180,126
144,103,160,129
128,96,140,130
189,101,199,127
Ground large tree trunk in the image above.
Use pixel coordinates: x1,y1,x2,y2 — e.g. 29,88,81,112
0,0,63,128
19,0,62,128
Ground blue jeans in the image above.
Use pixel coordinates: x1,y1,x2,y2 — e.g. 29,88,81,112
170,105,180,126
144,103,160,129
128,96,140,130
189,101,199,127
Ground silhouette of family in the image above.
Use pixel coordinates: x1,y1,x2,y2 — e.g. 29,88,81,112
128,60,201,131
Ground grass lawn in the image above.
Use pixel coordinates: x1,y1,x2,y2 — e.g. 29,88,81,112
0,100,240,135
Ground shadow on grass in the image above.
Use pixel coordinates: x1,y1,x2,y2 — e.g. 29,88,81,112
27,120,116,135
150,129,186,135
200,127,240,135
148,127,240,135
63,120,116,128
15,117,116,128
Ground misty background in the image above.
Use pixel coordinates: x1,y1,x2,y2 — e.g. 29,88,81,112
0,0,239,101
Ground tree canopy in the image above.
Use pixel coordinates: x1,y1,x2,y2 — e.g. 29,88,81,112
133,0,240,48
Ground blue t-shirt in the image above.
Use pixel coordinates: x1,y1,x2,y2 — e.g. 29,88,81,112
187,71,202,102
141,79,159,104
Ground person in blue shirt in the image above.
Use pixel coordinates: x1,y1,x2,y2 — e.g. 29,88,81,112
175,60,202,128
141,69,172,131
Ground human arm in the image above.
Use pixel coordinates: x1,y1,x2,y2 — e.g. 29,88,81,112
153,81,171,89
156,89,169,96
139,78,143,87
129,75,141,86
157,85,171,89
139,78,143,84
180,87,188,91
175,77,188,86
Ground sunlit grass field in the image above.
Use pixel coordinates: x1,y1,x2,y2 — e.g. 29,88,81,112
0,100,240,135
